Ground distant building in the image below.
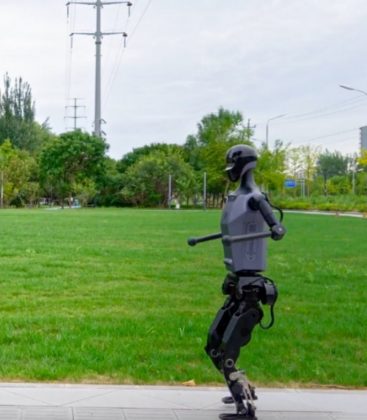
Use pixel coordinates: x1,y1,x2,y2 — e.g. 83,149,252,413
360,126,367,152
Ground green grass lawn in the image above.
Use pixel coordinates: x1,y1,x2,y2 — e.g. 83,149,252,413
0,208,366,387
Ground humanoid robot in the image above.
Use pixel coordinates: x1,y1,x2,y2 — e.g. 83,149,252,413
188,145,286,420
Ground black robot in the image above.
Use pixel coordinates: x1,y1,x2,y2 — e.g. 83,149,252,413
188,145,286,420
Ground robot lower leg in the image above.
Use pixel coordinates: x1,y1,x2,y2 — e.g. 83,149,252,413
206,275,266,419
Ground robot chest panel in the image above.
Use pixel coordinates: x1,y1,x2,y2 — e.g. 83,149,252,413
221,193,262,234
221,192,266,272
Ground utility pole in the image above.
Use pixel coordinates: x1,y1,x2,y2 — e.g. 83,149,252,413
246,118,256,142
65,98,86,130
168,174,172,208
266,114,286,148
67,0,132,137
203,172,207,210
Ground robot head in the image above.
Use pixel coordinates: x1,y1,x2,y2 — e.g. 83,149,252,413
225,144,257,182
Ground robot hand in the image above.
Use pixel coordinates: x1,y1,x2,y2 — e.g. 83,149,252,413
271,224,286,241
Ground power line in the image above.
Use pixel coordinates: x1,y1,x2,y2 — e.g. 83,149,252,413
282,95,367,122
289,127,359,146
129,0,152,41
103,0,152,106
65,3,79,101
103,1,135,105
282,100,367,123
102,2,126,86
256,95,367,127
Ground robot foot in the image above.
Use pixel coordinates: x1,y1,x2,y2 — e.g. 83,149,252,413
219,408,257,420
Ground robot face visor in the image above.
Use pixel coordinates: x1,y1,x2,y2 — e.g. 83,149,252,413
225,163,240,182
225,162,235,172
225,156,257,181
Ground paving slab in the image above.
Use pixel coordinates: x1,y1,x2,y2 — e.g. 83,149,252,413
0,384,365,420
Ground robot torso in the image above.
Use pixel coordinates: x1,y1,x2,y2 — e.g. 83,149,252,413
221,189,267,273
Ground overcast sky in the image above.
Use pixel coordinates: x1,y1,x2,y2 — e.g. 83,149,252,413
1,0,367,159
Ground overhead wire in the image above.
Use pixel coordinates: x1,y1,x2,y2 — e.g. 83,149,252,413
282,99,367,123
256,95,367,127
282,95,367,122
65,3,77,129
102,1,137,107
103,0,153,106
129,0,152,41
257,95,367,151
102,2,125,95
292,127,358,144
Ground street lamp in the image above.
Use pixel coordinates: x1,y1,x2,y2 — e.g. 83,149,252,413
340,84,367,156
339,84,367,96
266,114,286,148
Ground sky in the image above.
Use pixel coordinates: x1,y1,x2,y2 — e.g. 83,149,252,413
1,0,367,159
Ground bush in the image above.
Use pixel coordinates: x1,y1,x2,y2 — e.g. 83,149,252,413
272,194,367,212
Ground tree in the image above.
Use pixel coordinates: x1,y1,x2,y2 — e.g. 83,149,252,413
285,145,320,196
121,149,196,207
255,140,288,194
0,139,38,207
0,73,54,153
358,150,367,168
94,157,125,207
0,139,15,207
0,74,34,122
117,143,183,173
327,175,351,195
316,150,349,195
184,108,254,205
39,130,108,207
301,145,320,196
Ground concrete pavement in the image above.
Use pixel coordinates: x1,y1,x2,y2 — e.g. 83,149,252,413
0,383,365,419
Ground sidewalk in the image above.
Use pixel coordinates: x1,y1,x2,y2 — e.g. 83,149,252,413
284,210,366,218
0,383,366,419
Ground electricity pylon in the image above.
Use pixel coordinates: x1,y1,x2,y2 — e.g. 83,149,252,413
65,98,86,130
67,0,132,137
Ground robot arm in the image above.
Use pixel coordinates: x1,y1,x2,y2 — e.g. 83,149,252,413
249,193,286,241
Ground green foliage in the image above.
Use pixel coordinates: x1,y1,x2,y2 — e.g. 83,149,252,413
94,157,125,207
117,143,183,173
326,175,351,195
317,150,349,178
255,140,287,193
121,149,196,207
358,149,367,167
274,194,367,212
0,87,365,210
184,107,254,200
0,139,38,207
286,145,320,196
356,172,367,195
0,74,53,153
196,108,248,145
0,73,34,122
317,150,349,195
39,130,108,206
